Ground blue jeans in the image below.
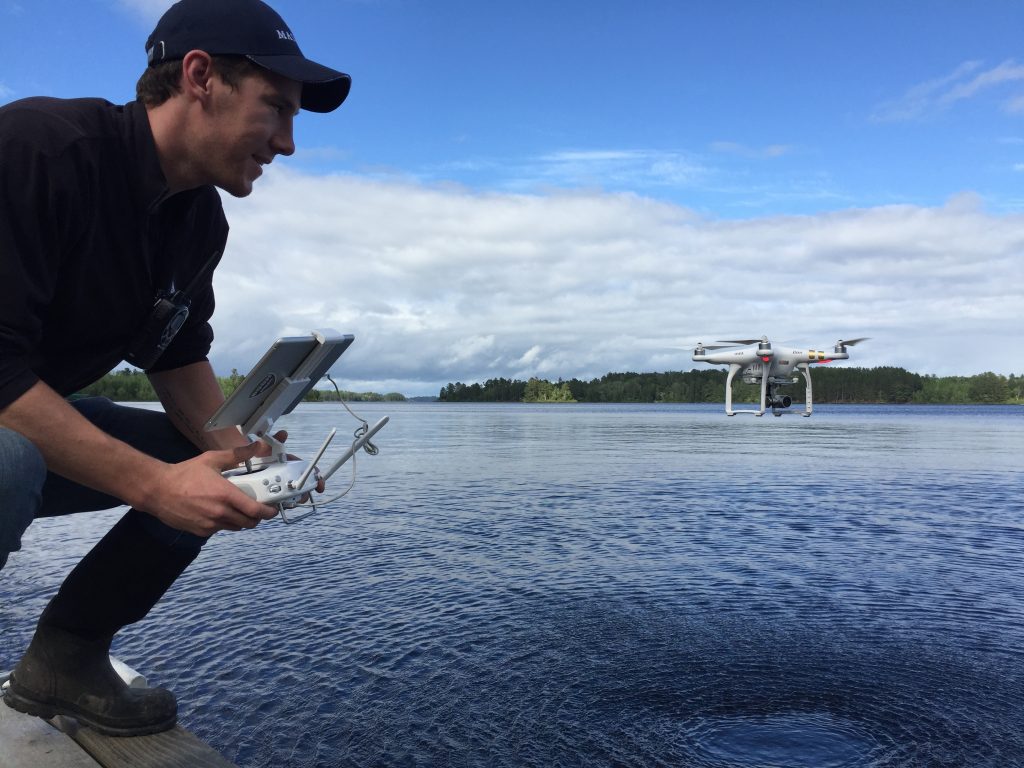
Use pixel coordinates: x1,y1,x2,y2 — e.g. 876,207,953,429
0,397,206,571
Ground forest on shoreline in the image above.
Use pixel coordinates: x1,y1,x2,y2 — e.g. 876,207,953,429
77,368,406,403
439,367,1024,405
77,366,1023,406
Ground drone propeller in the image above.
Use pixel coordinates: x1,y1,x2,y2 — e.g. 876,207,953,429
837,337,870,346
671,341,730,352
717,339,764,346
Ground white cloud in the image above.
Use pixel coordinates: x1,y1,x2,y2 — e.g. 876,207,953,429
514,345,542,368
431,148,710,195
1005,94,1024,115
942,60,1024,105
212,169,1024,395
872,59,1024,121
441,334,495,368
711,141,795,159
530,149,707,189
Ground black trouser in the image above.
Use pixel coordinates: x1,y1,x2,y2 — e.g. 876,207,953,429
2,397,208,639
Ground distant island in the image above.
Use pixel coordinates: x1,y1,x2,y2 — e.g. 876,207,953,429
76,366,1023,406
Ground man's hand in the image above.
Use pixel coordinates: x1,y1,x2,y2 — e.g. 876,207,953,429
142,431,326,536
142,441,281,536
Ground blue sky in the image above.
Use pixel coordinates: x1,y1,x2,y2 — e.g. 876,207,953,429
2,1,1023,392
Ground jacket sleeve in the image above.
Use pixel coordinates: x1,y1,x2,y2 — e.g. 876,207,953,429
0,109,85,409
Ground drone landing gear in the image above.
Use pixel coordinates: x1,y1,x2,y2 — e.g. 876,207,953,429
723,364,814,417
797,363,813,417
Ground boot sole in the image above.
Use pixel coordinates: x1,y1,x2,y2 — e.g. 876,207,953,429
3,686,176,737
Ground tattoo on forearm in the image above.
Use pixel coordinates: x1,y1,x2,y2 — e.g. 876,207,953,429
160,391,209,450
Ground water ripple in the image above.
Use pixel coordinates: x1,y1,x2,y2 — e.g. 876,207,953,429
2,403,1022,767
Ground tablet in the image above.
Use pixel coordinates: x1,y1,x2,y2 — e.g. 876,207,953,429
205,329,354,439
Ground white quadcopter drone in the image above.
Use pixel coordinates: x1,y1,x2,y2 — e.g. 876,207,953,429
692,336,868,417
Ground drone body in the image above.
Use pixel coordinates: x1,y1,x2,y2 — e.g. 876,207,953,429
692,336,868,416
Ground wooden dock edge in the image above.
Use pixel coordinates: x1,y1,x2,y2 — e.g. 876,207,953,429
0,697,100,768
1,672,237,768
58,716,238,768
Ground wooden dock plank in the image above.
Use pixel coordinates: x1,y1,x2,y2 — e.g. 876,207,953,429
0,700,102,768
63,719,237,768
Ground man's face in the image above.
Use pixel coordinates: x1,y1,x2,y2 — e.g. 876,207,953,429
203,67,302,197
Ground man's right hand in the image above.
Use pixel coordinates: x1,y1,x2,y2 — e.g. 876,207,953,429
141,442,281,537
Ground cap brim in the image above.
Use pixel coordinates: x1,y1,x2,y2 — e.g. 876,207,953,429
246,54,351,113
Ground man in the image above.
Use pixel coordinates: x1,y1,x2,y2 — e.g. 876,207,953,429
0,0,350,736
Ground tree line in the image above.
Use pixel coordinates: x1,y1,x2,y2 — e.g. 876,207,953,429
76,368,406,402
73,365,1024,405
439,368,1024,405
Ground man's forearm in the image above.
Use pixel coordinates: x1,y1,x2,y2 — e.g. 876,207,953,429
148,360,247,451
0,380,167,510
0,376,278,536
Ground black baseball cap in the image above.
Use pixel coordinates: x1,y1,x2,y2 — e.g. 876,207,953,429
146,0,351,113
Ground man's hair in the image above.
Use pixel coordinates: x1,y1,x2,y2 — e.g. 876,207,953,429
136,55,265,107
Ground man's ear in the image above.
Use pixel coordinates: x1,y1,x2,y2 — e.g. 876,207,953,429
180,50,215,105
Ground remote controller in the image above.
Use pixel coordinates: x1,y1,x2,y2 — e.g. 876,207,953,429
223,416,389,512
223,457,321,510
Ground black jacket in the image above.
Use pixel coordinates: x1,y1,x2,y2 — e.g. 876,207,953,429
0,97,228,410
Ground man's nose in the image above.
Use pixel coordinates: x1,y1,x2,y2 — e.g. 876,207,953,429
272,118,295,157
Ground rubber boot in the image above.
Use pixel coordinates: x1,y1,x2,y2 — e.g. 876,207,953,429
3,625,177,736
3,511,202,736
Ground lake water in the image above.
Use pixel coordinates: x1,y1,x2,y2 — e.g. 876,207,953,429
2,402,1023,767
